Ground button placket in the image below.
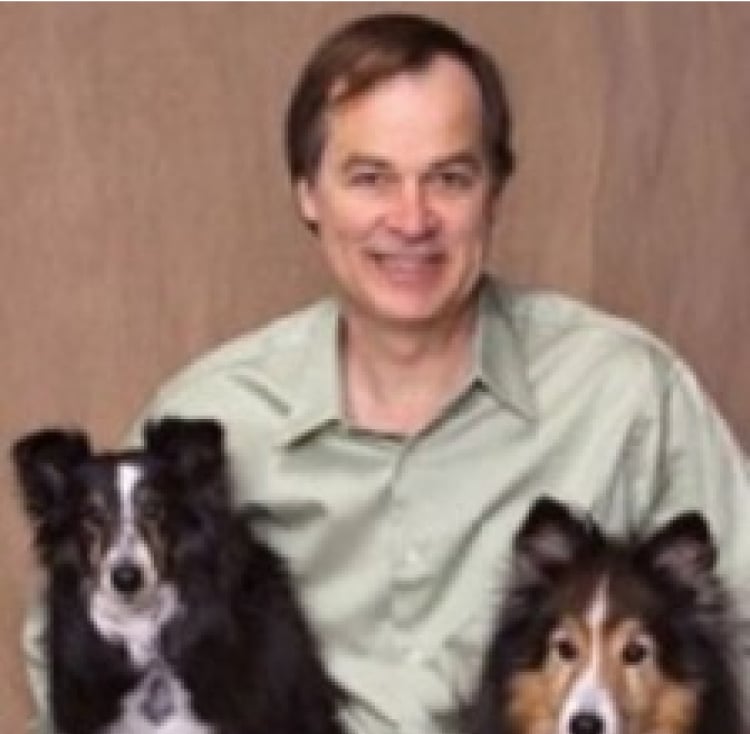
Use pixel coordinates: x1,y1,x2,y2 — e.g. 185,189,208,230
387,438,436,659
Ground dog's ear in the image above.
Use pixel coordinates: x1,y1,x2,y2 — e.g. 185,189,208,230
639,511,716,589
144,417,225,482
12,428,91,524
514,497,594,578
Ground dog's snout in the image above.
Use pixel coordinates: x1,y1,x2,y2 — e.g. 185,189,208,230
569,712,604,734
111,562,144,596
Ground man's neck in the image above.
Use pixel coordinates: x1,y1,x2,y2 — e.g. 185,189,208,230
341,301,479,436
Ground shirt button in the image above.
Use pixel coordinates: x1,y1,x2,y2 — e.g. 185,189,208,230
396,546,428,583
404,547,422,571
405,646,426,666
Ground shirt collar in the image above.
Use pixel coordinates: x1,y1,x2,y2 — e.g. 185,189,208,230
471,275,537,421
275,298,342,447
276,276,536,447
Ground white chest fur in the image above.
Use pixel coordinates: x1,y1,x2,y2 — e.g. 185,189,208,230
90,585,214,733
101,666,215,734
90,584,179,668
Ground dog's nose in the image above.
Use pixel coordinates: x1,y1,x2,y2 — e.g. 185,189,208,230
569,712,604,734
111,562,143,596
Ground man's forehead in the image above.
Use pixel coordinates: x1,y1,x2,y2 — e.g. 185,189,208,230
327,55,482,118
322,58,485,170
327,52,474,103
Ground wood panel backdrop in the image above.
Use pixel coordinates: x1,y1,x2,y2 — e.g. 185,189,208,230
1,3,748,727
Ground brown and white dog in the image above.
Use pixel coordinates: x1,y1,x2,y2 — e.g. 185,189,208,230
466,497,746,734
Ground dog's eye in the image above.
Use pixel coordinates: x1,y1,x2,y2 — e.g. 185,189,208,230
551,634,579,662
80,504,108,547
139,495,164,523
81,503,107,529
622,638,651,666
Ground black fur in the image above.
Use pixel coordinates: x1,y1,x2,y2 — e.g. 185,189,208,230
465,497,746,734
13,417,344,734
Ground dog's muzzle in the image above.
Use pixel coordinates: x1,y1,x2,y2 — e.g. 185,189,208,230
569,711,604,734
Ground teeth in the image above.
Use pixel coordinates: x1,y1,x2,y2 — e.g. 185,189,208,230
382,256,437,272
373,251,442,263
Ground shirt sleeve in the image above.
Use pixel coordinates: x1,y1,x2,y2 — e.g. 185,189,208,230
644,356,750,594
22,589,54,734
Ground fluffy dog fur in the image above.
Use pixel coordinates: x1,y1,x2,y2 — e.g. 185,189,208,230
14,417,344,734
466,497,746,734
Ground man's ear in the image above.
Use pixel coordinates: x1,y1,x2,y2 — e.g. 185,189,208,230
295,177,320,230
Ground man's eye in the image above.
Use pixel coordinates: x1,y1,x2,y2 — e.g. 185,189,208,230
348,170,388,187
432,169,475,191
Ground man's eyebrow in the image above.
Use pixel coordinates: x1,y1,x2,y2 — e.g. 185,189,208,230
340,155,391,172
340,152,484,172
429,152,483,171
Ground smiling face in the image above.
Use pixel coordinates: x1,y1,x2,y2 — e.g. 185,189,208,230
296,54,498,330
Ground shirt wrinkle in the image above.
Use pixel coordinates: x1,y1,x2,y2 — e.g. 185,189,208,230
474,278,537,421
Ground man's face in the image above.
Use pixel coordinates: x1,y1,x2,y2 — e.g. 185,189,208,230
296,55,498,329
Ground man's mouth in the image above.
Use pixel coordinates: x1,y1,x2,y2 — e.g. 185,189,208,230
369,246,445,265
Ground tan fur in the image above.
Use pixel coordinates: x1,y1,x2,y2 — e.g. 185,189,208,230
505,613,698,734
82,493,112,571
605,620,698,734
137,502,168,579
508,617,590,734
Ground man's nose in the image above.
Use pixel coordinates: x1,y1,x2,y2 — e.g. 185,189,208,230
386,181,439,239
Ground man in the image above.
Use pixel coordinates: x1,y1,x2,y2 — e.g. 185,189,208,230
26,13,749,734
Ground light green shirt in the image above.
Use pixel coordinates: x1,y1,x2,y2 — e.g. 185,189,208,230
25,276,749,734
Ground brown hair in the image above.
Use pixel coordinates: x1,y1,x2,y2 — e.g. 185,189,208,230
285,13,514,191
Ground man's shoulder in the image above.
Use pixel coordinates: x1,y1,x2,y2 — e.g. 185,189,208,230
150,298,335,409
494,280,680,378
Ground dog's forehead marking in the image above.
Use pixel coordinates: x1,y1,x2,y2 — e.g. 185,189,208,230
587,578,609,630
117,462,143,495
116,462,143,523
558,578,618,733
585,578,610,680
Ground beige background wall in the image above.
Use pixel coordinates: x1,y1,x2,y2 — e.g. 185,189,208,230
2,3,748,727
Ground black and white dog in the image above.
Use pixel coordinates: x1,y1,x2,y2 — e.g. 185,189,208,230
14,417,344,734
